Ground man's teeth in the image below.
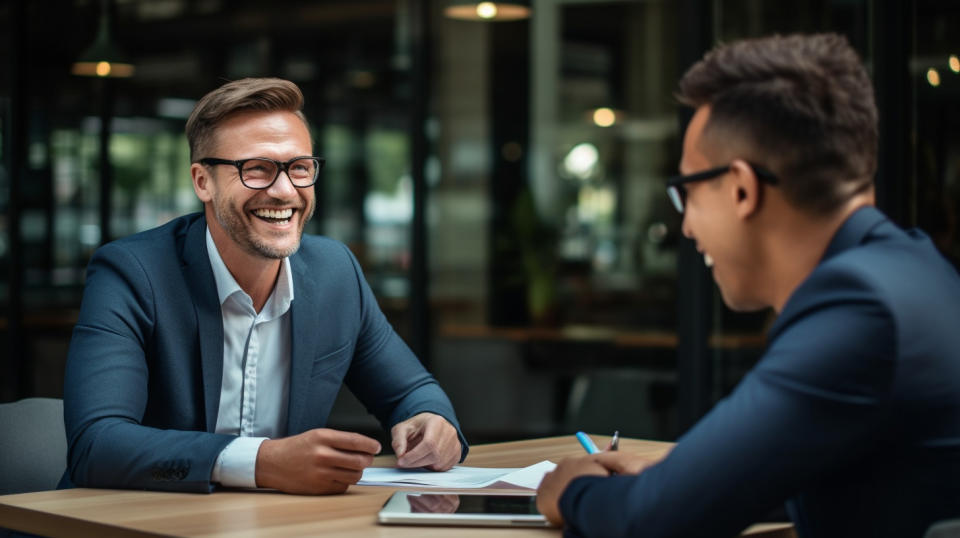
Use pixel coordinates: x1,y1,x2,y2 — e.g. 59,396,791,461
704,254,714,268
254,208,293,220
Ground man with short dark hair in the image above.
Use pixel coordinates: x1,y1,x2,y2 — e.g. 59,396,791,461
537,33,960,537
63,78,466,494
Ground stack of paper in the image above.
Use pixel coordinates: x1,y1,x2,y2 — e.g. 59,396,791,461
358,460,556,490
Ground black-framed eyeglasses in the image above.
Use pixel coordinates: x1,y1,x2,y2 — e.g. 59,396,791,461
666,163,777,213
199,156,325,190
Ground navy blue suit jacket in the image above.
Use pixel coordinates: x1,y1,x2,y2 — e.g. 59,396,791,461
560,207,960,537
61,213,467,492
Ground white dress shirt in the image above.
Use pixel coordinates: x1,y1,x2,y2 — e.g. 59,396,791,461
205,228,294,487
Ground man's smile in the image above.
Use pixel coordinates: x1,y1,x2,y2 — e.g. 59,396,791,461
251,207,295,225
695,243,715,268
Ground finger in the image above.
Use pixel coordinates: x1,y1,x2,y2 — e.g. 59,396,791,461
399,417,449,467
326,467,364,486
592,452,646,475
391,422,414,457
316,429,382,455
426,455,456,472
397,441,435,468
317,446,376,472
590,452,624,471
395,432,431,466
426,438,460,471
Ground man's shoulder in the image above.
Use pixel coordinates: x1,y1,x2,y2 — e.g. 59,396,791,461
104,213,203,254
295,234,356,264
776,220,960,347
816,221,960,303
88,214,205,280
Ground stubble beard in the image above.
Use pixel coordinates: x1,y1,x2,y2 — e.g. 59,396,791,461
212,192,315,260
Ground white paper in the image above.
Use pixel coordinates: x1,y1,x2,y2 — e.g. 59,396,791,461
358,460,556,489
492,460,557,489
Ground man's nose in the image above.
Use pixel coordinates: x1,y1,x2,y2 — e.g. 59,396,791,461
267,169,298,196
680,214,693,239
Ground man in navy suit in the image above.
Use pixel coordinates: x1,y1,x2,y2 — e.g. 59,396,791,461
537,34,960,536
62,78,466,494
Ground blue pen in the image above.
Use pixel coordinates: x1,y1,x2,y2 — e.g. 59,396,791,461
576,431,600,454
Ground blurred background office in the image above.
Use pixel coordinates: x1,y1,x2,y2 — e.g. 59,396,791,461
1,0,958,447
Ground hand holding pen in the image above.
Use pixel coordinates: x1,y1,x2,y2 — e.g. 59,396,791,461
575,430,619,454
536,431,630,526
576,430,662,476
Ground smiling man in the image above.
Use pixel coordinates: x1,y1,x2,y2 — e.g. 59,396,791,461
537,34,960,537
62,78,466,494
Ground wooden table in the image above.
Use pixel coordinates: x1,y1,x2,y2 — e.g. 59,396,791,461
0,436,793,537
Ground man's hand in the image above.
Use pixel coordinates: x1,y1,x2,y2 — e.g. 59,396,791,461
592,451,661,475
536,455,609,526
391,412,461,471
536,451,663,526
255,428,381,494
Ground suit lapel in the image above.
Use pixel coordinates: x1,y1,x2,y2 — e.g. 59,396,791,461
287,253,320,435
181,216,224,432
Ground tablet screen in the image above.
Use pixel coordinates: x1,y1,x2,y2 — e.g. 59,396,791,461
410,493,540,515
378,491,549,527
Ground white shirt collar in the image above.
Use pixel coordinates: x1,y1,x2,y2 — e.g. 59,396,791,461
205,226,294,318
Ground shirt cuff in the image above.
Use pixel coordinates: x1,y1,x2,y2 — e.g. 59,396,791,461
211,437,268,488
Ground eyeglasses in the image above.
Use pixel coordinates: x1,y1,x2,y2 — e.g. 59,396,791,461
199,156,325,190
666,163,777,213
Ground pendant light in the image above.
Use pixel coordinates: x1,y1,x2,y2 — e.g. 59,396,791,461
444,1,531,21
72,0,134,78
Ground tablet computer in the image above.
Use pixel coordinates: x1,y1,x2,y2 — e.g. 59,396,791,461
377,491,550,527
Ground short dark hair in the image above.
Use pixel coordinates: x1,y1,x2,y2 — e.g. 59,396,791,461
186,78,309,162
677,33,878,214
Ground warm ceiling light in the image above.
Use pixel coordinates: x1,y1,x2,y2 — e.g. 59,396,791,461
949,55,960,74
927,68,941,87
592,108,616,127
476,2,498,19
72,0,135,78
444,1,531,21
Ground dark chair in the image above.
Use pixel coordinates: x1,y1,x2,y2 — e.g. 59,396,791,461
927,519,960,538
0,398,67,495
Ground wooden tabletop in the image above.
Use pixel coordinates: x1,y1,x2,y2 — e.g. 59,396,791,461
0,435,793,537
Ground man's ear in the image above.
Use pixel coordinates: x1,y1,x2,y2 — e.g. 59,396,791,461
728,159,761,219
191,163,214,203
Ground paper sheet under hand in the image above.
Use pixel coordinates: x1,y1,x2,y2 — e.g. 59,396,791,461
358,460,556,489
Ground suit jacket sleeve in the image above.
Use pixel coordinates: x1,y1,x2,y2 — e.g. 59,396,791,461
558,267,896,537
63,242,235,492
338,244,469,461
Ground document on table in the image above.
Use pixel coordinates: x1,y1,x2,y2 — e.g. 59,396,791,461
359,460,557,490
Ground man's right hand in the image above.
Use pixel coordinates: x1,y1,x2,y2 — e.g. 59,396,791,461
255,428,382,494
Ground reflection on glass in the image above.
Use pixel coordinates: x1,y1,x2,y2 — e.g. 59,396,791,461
408,494,541,515
408,493,460,514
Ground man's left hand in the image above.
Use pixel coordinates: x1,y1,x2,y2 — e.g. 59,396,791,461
536,455,609,526
391,412,461,471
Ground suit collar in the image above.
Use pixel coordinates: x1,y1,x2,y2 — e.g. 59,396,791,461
181,215,319,436
768,206,888,340
203,227,295,323
820,205,887,263
180,214,224,432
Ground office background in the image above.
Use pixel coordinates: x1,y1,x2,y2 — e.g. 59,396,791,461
1,0,958,448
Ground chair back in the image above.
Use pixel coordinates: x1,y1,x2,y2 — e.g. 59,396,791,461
927,519,960,538
0,398,67,495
